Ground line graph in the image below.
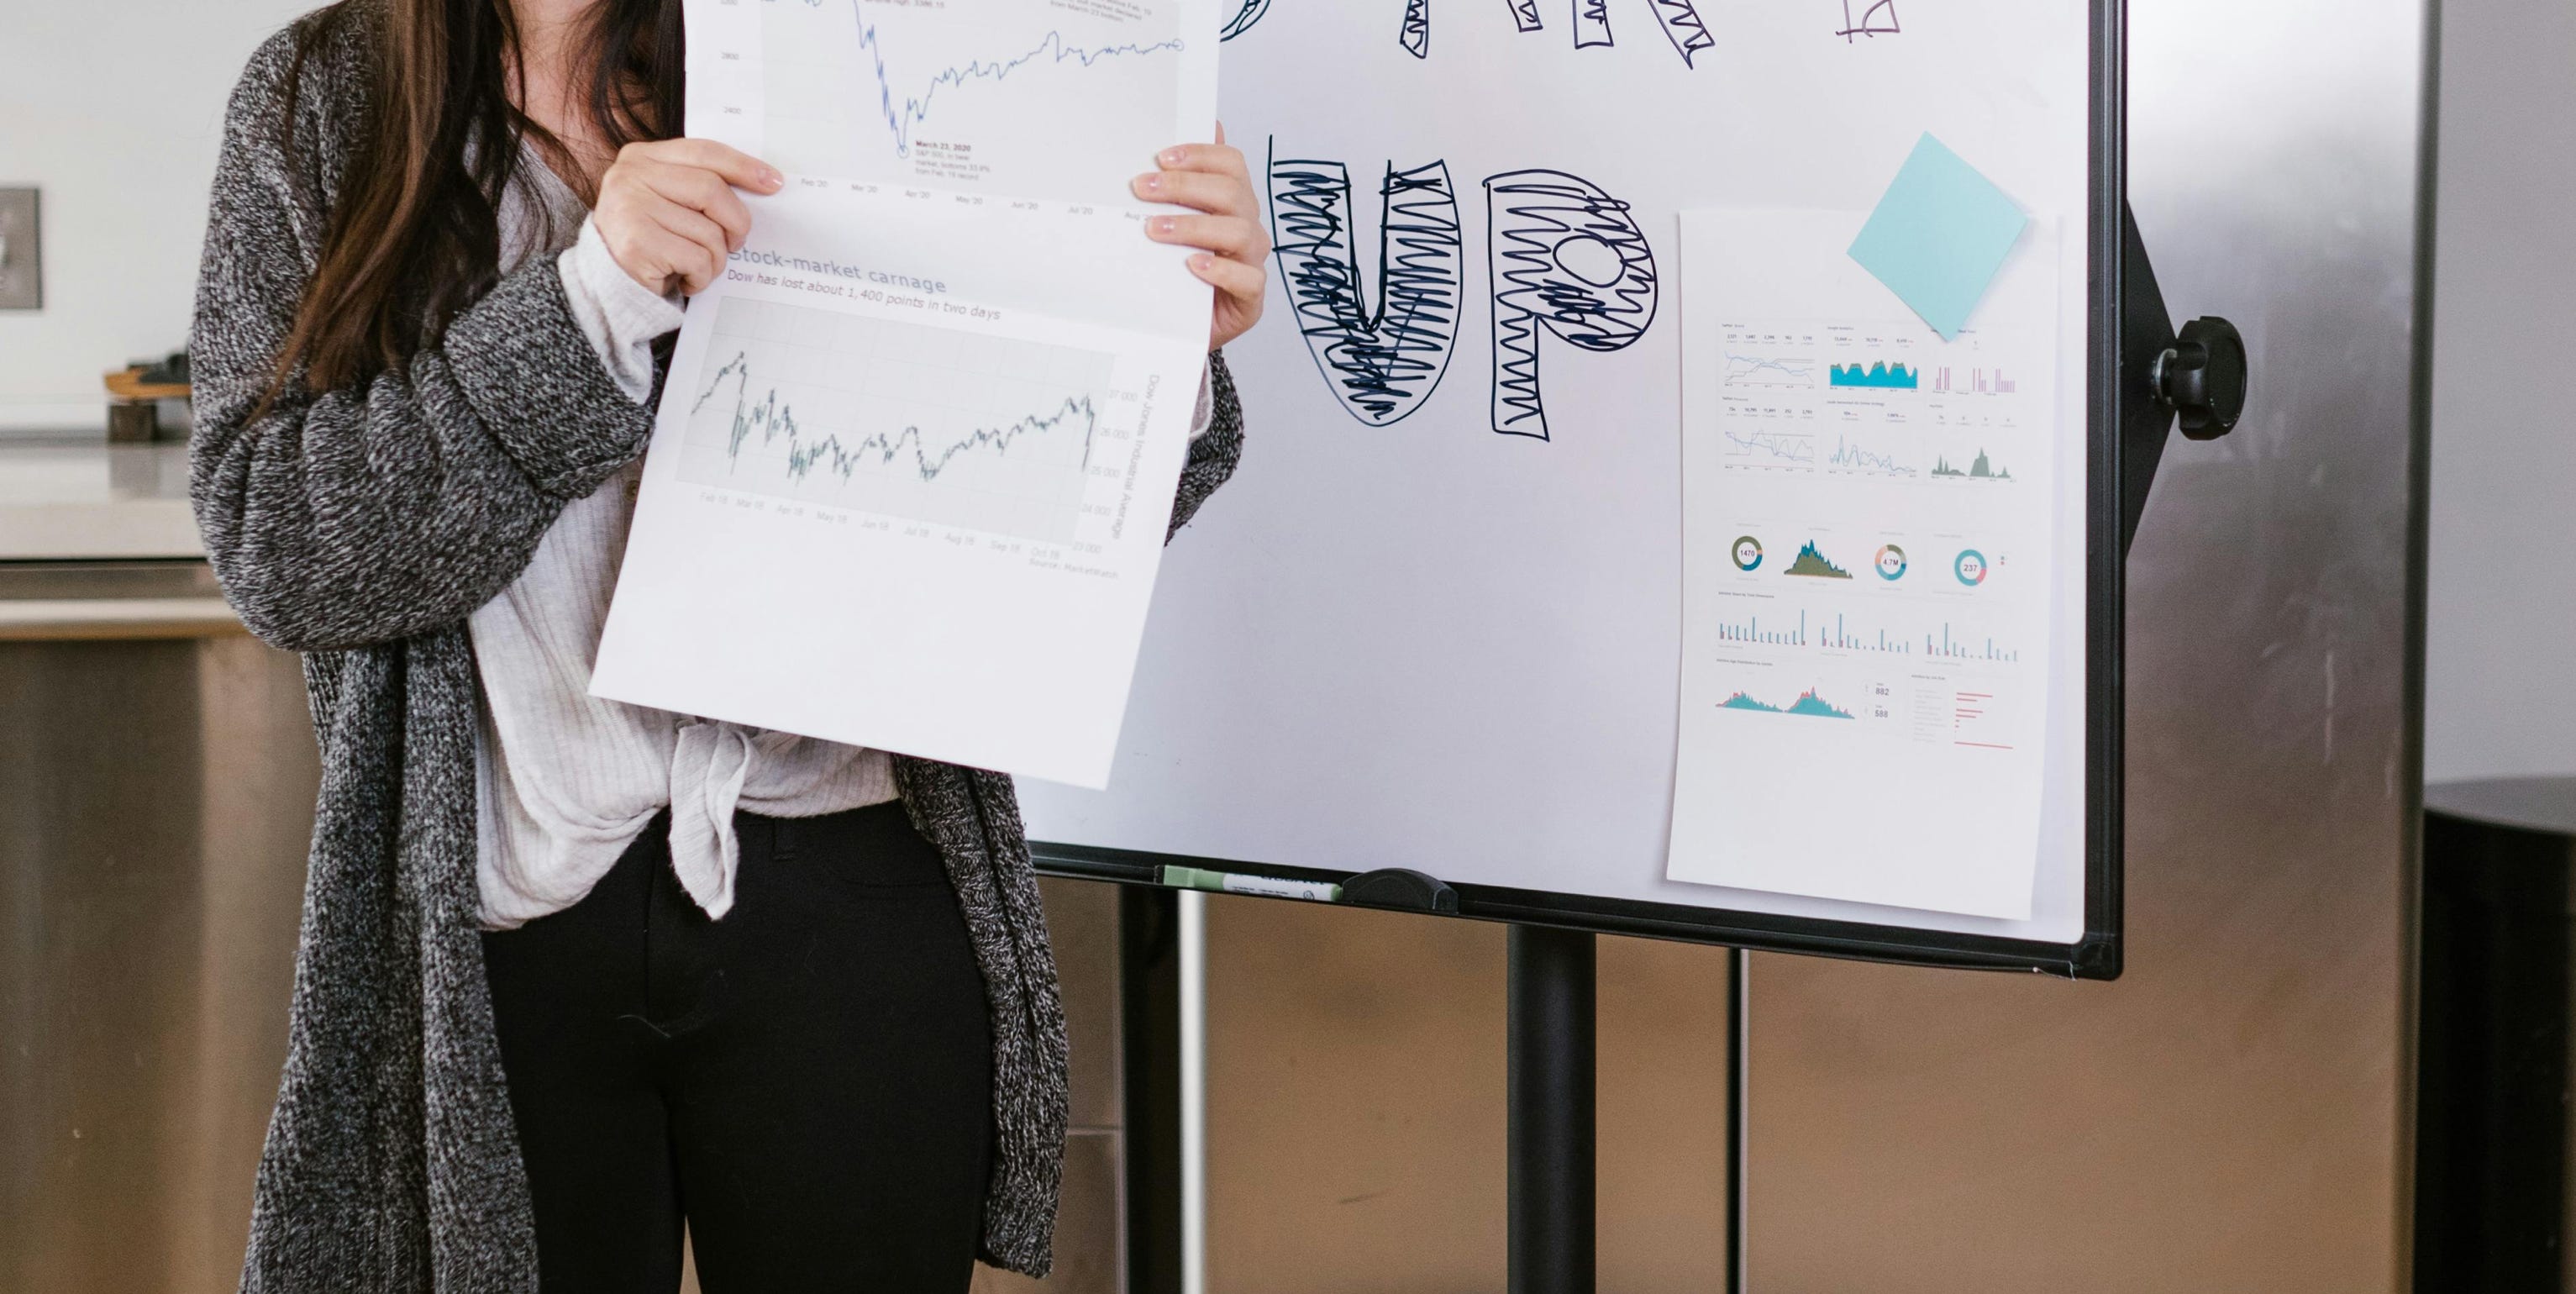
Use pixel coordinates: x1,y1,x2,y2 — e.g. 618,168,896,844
1722,353,1817,387
697,354,1100,481
756,0,1186,203
1721,428,1817,469
676,296,1121,544
839,18,1185,161
1823,435,1913,476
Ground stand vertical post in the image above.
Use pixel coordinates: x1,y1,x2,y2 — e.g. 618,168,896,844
1727,947,1748,1294
1508,924,1596,1294
1119,885,1185,1294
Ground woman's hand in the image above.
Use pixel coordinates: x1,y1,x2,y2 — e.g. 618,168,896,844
595,139,785,297
1135,124,1269,350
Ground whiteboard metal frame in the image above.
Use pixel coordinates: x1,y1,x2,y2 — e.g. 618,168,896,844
1033,0,2129,980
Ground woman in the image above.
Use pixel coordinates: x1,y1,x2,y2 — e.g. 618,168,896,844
190,0,1265,1287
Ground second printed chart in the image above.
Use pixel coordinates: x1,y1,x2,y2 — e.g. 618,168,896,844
676,295,1122,546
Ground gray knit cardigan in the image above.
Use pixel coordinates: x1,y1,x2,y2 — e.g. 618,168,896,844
190,13,1242,1288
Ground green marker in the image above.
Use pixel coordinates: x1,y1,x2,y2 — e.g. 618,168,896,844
1159,865,1342,903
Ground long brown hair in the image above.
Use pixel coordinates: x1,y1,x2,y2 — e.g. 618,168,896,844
273,0,681,398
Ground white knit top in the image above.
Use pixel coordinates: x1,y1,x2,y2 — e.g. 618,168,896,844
471,159,895,928
471,157,1211,928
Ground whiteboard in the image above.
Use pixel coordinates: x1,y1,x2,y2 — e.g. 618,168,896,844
1020,0,2111,966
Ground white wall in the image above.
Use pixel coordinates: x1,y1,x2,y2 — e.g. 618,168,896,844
0,0,315,431
2424,0,2576,781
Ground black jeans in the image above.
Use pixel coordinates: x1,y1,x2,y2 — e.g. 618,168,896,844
481,802,994,1293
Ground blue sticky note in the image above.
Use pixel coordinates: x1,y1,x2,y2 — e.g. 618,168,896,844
1848,134,2031,339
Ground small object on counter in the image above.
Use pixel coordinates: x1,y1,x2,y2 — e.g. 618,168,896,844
103,350,191,444
133,350,190,386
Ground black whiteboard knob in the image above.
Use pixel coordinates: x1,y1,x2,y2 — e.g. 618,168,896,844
2154,316,2247,440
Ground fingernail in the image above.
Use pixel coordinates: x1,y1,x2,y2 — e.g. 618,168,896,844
1150,216,1176,236
761,166,783,187
1139,173,1164,194
1191,253,1215,271
1160,147,1187,166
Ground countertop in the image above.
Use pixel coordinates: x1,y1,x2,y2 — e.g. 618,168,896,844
2426,777,2576,838
0,439,202,560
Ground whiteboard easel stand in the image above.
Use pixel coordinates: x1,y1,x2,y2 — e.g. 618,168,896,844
1508,923,1596,1294
1729,948,1749,1294
1095,233,2242,1280
1335,870,1617,1292
1506,931,1752,1294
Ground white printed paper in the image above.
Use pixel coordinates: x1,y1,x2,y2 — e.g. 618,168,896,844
591,0,1219,787
1666,209,2060,920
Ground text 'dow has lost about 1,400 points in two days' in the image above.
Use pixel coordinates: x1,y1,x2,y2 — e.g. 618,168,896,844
676,295,1133,547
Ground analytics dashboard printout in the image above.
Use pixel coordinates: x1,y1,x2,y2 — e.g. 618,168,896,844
594,0,1221,787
